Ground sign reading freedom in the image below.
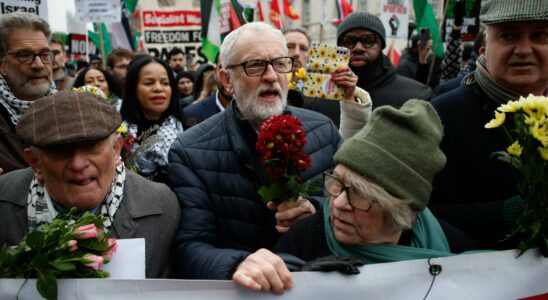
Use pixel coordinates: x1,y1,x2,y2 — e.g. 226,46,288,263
2,249,547,299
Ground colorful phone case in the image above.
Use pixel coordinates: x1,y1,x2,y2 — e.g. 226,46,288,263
303,43,350,100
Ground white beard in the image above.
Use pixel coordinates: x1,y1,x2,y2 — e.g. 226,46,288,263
233,80,287,126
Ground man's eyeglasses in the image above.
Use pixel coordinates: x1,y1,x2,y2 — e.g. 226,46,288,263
340,34,378,49
6,51,55,65
225,56,293,77
323,171,377,212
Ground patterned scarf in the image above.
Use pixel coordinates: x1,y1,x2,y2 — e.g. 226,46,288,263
0,75,56,125
27,163,126,230
462,54,521,104
126,115,183,174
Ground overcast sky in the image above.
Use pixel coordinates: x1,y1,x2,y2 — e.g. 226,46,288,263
47,0,75,32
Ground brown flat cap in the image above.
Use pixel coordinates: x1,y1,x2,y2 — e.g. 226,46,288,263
16,91,122,148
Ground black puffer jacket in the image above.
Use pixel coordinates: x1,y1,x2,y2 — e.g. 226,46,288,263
168,101,342,279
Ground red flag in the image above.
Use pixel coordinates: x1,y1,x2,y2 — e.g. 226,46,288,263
229,2,242,30
270,0,282,29
283,0,299,20
332,0,354,26
256,0,265,21
387,42,401,67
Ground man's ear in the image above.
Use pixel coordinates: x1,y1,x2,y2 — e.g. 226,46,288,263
112,135,123,162
218,68,234,95
479,46,486,54
23,148,44,182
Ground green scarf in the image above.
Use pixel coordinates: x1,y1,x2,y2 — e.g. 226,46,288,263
324,202,455,264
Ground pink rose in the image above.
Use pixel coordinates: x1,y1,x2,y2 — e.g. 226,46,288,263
68,240,78,252
103,238,117,260
82,254,105,271
74,224,100,239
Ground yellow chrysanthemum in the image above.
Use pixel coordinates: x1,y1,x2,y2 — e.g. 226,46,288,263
116,123,127,134
318,92,326,99
538,146,548,160
530,122,548,147
288,82,296,90
295,68,307,79
266,142,274,149
303,75,311,85
497,100,522,113
485,111,506,128
521,94,547,120
507,141,523,157
307,87,317,97
333,91,342,100
323,65,333,74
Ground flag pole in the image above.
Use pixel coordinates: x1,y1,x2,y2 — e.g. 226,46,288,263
97,22,107,69
427,2,449,85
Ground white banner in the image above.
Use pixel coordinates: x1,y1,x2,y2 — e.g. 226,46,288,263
380,0,409,40
1,250,547,299
74,0,121,23
0,0,47,20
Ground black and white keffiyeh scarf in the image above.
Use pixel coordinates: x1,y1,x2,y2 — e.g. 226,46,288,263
0,75,56,125
126,115,183,174
27,163,126,230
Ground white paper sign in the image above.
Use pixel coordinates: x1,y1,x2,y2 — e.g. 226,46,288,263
0,0,48,20
101,238,145,279
74,0,121,23
380,0,410,40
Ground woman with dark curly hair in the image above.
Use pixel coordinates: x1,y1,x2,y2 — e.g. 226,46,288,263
120,55,189,183
73,67,122,109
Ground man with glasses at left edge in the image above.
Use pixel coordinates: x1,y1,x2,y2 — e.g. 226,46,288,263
168,22,342,290
0,12,56,174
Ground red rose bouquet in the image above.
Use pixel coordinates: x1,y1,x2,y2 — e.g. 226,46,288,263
256,114,320,204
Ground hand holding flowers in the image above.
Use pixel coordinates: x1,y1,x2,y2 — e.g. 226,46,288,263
484,94,548,256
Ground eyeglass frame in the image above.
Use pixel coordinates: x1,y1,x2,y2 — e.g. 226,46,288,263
5,50,55,65
224,56,294,77
323,170,377,212
340,33,379,49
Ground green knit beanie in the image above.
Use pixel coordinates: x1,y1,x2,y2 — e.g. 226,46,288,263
333,100,446,210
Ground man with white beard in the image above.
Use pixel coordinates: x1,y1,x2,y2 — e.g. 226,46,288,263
0,12,56,174
168,22,342,281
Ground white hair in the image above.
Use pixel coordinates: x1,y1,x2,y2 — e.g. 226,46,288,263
344,166,417,231
220,22,287,67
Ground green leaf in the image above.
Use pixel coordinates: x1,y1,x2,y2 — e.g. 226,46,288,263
25,230,45,249
37,269,57,300
258,183,286,204
49,261,76,271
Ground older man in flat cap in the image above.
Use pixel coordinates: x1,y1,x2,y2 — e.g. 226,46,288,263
429,0,547,249
0,91,180,278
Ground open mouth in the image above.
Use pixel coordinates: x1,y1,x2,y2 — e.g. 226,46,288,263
259,89,280,99
69,178,94,186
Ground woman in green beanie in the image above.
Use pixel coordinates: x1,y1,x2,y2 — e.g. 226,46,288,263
273,100,478,264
